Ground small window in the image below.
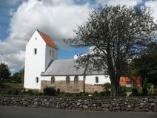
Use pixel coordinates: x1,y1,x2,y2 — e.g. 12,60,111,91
35,37,37,40
49,49,51,56
34,48,37,55
36,77,39,83
95,76,99,83
66,76,70,83
74,75,78,84
49,49,54,57
51,76,55,84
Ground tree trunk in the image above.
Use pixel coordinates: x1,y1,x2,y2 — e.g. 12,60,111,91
110,74,120,97
111,81,117,97
83,75,86,93
82,57,89,93
115,77,120,95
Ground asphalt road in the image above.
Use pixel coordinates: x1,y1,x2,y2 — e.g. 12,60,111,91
0,106,156,118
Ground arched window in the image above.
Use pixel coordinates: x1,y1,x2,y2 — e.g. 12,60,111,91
95,76,99,83
74,75,78,84
66,76,70,83
51,76,55,84
36,77,39,83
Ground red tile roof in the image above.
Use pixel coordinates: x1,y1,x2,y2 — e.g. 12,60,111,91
37,30,57,49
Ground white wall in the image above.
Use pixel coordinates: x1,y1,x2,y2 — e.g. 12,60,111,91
45,45,57,69
40,75,110,85
85,75,110,85
24,31,55,89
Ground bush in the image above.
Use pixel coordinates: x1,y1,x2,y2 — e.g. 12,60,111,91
7,89,20,95
131,88,138,96
103,83,111,92
56,88,60,94
24,90,34,95
142,87,148,96
99,91,110,96
93,91,98,96
74,92,88,97
7,90,12,95
119,86,127,96
43,87,56,96
144,83,155,95
131,87,143,96
154,86,157,96
21,89,42,96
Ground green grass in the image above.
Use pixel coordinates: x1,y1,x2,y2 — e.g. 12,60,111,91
0,81,23,95
1,83,23,89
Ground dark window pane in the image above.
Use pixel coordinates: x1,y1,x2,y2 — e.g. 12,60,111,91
74,75,78,83
36,77,39,83
66,76,70,83
95,76,99,83
51,76,55,84
34,48,37,55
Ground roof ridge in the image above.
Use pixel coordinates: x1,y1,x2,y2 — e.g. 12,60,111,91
54,59,74,61
37,30,57,49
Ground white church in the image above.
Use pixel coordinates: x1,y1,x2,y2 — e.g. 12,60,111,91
24,30,110,93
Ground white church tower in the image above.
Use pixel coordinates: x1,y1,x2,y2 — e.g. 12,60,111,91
24,30,57,90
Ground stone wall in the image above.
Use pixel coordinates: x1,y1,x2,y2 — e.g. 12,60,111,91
41,80,103,93
0,95,157,112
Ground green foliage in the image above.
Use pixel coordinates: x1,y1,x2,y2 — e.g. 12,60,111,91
99,91,111,96
23,90,42,96
130,42,157,86
142,83,156,96
118,87,127,96
142,87,148,96
0,63,24,83
43,87,57,96
103,83,111,91
0,63,11,80
24,90,34,95
131,88,139,96
7,89,20,95
102,83,111,96
10,69,24,83
0,82,23,95
56,88,60,94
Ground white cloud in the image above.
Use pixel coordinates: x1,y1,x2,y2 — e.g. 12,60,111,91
97,0,142,7
145,0,157,23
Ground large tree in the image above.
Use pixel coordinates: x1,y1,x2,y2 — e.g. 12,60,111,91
72,6,157,96
0,63,11,80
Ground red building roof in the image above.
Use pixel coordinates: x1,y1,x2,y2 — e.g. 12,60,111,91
37,30,57,49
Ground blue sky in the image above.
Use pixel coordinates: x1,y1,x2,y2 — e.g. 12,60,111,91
0,1,17,40
0,0,156,72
